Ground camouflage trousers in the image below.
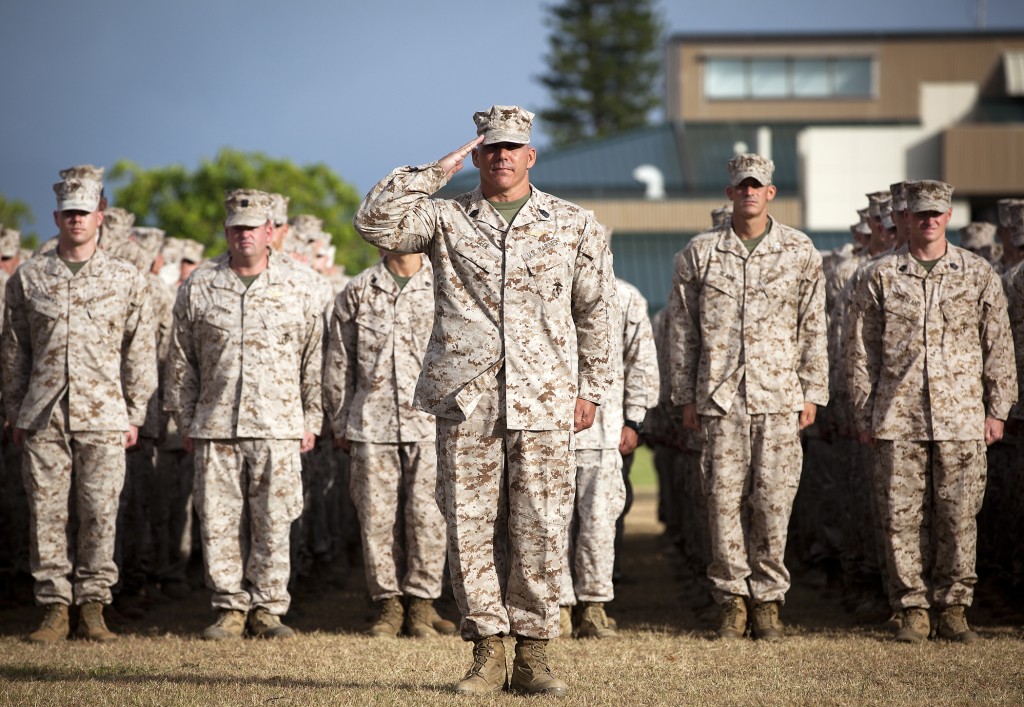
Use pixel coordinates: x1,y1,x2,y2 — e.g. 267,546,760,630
193,438,303,615
22,402,126,606
700,398,802,605
560,448,625,605
437,417,575,641
875,440,987,609
350,441,445,601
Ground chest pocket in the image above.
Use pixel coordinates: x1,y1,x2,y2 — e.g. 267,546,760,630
524,243,570,305
939,294,976,334
86,289,125,343
198,305,237,348
355,309,392,365
883,294,923,326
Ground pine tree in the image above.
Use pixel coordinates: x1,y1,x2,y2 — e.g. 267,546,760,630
538,0,664,147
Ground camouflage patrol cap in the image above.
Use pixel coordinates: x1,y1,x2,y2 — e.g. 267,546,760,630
997,198,1024,228
889,182,908,212
224,189,273,228
727,153,773,187
59,164,105,182
179,238,205,264
132,226,166,264
0,226,21,258
855,213,872,236
290,214,325,244
101,206,135,245
880,200,895,230
269,193,290,226
54,176,103,213
866,191,891,219
711,205,733,228
958,222,997,250
473,105,534,146
906,180,954,213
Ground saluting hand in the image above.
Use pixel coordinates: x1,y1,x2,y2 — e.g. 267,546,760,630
439,136,484,179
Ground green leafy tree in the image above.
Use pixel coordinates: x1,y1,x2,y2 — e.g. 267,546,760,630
0,194,39,248
538,0,664,147
109,148,374,273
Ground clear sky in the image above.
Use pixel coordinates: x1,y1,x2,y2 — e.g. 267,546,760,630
2,0,1022,237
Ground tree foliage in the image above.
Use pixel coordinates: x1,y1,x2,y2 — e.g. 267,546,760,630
109,148,375,273
538,0,664,147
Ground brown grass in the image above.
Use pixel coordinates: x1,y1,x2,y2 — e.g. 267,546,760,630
1,490,1022,706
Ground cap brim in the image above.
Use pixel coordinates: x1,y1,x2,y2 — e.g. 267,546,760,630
909,199,951,213
57,198,100,213
730,172,769,187
225,215,269,228
480,130,530,146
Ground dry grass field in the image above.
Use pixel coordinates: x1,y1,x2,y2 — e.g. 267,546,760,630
1,483,1022,706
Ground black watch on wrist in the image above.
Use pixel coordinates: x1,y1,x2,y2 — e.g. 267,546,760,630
624,419,643,434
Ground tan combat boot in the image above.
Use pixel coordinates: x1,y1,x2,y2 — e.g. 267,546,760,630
895,607,930,643
751,601,784,642
27,604,70,643
454,635,507,695
406,597,443,638
559,605,573,638
576,602,618,639
201,609,247,640
424,601,457,636
509,637,568,698
76,602,117,642
937,605,978,644
248,608,296,639
716,595,747,640
368,596,404,637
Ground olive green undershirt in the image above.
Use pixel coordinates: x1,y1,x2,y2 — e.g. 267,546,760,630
60,257,87,275
914,256,942,273
386,269,412,290
489,193,531,226
740,218,773,254
235,273,260,289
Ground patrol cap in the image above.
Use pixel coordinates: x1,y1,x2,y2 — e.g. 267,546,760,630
59,164,105,182
889,182,908,212
906,180,954,213
711,205,733,228
269,193,290,226
54,176,103,213
224,189,273,228
473,105,534,146
855,214,872,236
866,191,891,219
101,207,135,247
880,200,895,230
0,226,21,258
179,238,205,264
727,153,773,187
290,214,325,244
132,226,166,264
958,222,997,250
997,198,1024,228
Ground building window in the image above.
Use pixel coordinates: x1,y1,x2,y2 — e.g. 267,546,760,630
704,57,874,100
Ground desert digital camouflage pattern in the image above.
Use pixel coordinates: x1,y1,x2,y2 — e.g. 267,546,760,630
349,441,445,601
563,279,659,605
667,219,829,415
164,250,324,439
2,248,156,431
354,164,616,429
846,246,1016,441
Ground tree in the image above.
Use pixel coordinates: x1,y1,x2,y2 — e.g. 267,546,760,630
109,148,375,273
538,0,664,147
0,194,38,247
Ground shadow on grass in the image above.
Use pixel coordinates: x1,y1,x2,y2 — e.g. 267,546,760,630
0,663,455,694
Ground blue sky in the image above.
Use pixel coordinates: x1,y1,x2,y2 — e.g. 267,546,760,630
2,0,1022,237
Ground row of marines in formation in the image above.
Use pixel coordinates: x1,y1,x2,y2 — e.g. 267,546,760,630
1,104,1022,699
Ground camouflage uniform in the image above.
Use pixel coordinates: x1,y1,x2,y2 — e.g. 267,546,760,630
323,257,444,601
1,248,156,607
355,164,616,641
165,250,323,615
847,246,1017,610
668,218,829,605
560,279,658,606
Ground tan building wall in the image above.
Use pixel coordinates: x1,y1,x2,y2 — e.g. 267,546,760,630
668,33,1024,124
944,124,1024,194
579,197,803,233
